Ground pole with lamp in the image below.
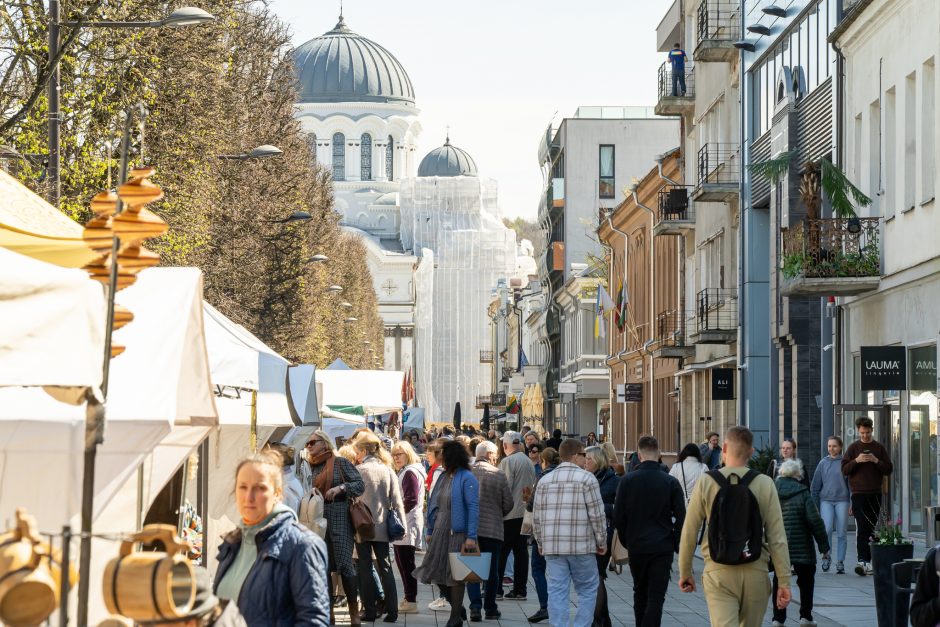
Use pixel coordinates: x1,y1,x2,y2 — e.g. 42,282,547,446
46,4,215,207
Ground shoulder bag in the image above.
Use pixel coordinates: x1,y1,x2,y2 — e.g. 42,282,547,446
339,460,375,540
386,467,406,541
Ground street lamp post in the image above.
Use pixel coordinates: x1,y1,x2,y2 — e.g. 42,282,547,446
46,4,214,206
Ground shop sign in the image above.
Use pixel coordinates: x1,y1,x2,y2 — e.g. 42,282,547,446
624,383,643,403
860,346,907,391
909,345,937,393
615,383,625,403
712,368,735,400
558,382,577,394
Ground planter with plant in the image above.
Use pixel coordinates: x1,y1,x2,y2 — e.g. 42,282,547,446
869,515,914,627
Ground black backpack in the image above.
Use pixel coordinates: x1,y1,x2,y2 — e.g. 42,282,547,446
706,469,763,565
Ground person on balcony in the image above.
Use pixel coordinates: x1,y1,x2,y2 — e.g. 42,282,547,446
668,43,688,96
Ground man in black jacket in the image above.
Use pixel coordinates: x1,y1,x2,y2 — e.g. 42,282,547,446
613,436,686,627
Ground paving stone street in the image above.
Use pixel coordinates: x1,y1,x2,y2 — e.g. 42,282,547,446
334,540,927,626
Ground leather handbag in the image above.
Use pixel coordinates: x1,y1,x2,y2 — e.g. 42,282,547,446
386,468,406,541
298,488,328,538
339,462,375,540
610,530,629,565
520,510,534,536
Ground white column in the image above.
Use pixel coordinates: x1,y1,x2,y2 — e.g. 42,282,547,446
348,142,361,181
317,141,330,168
374,142,387,182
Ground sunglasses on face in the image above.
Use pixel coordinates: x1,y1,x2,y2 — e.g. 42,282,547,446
305,440,322,448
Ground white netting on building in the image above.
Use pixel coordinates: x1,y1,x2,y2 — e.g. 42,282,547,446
401,176,516,423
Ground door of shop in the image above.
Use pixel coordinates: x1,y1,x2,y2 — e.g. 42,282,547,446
834,404,897,521
908,404,935,532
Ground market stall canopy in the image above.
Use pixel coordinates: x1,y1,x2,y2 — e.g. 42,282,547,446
402,407,425,433
326,358,351,370
0,169,97,267
288,364,320,426
203,302,295,427
315,368,405,415
0,267,217,528
0,247,105,388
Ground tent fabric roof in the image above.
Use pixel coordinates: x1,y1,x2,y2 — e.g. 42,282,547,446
0,248,105,388
0,169,97,267
327,358,351,370
315,369,405,415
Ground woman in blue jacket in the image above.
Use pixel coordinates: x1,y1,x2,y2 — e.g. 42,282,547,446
214,451,331,626
414,440,480,627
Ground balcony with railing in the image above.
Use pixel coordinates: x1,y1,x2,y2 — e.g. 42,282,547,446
693,143,739,202
694,0,739,62
546,308,561,338
475,392,507,409
546,240,565,276
550,177,565,212
655,62,695,116
652,310,695,359
779,218,882,296
653,185,695,236
479,350,494,363
691,288,737,344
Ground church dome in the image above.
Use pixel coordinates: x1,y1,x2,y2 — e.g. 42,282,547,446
293,16,415,106
417,137,478,177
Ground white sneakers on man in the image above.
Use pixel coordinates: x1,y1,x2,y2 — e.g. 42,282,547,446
428,597,451,611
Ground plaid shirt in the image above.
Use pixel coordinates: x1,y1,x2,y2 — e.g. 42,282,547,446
532,462,607,555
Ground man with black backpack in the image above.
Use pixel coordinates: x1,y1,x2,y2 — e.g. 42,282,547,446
677,426,792,627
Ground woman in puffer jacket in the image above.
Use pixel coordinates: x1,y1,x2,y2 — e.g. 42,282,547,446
391,440,427,615
215,451,330,626
771,460,830,627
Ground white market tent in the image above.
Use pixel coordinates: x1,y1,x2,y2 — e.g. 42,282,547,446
315,368,405,416
0,266,217,530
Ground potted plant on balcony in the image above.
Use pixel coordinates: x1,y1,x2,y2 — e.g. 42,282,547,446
870,513,914,627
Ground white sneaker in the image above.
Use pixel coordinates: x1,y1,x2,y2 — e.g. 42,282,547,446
399,600,419,614
800,619,817,626
855,561,867,576
772,621,785,627
428,597,451,612
865,561,874,575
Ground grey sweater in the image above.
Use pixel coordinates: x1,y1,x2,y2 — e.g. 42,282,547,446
811,456,850,503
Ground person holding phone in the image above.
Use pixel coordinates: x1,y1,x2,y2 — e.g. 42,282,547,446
841,417,893,576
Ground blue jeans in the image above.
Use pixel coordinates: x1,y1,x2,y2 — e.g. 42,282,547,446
546,554,598,627
531,545,548,610
467,536,502,613
820,500,849,563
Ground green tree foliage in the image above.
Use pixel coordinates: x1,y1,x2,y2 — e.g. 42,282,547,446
502,216,543,257
0,0,382,368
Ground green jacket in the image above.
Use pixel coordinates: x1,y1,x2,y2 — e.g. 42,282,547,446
775,477,830,564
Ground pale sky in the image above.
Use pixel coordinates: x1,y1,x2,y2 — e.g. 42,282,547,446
270,0,675,220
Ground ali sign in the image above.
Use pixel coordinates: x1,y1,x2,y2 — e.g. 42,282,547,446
711,368,735,400
860,346,907,391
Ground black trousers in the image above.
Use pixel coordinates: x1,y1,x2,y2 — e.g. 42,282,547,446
356,541,397,618
498,517,529,595
852,492,882,562
773,563,816,622
627,552,673,627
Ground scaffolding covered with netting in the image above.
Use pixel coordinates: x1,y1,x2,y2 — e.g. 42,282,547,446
401,175,516,423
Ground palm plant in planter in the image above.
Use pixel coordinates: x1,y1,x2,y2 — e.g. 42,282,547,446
748,153,875,280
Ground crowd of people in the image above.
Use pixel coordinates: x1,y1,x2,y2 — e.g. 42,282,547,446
143,415,917,627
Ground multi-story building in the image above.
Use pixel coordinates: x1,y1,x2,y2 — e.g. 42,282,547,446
654,0,742,448
537,107,678,435
599,150,684,457
832,0,940,534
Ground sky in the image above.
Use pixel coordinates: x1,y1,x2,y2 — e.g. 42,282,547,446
270,0,675,220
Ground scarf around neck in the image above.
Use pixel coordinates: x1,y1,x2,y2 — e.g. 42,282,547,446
312,450,337,495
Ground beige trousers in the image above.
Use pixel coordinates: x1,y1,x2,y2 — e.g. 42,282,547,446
702,566,772,627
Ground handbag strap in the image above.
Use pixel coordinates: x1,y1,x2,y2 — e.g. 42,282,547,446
680,461,689,502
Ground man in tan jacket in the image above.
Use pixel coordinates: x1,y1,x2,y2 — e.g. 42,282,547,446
678,426,792,627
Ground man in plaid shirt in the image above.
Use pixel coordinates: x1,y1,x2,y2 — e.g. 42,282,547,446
532,438,607,627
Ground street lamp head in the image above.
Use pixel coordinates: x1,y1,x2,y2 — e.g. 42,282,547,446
327,285,343,293
247,144,283,160
363,340,371,345
345,317,358,323
340,301,353,308
161,7,216,27
283,211,312,223
733,40,757,52
308,254,329,263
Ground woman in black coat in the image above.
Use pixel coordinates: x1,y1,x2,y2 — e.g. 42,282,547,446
585,446,620,627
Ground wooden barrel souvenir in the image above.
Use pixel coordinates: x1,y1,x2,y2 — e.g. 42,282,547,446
0,509,67,627
102,525,195,622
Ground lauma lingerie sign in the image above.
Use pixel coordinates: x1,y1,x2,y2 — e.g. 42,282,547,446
860,346,907,391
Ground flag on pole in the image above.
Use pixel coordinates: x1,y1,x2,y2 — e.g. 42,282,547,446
594,287,606,339
615,277,629,332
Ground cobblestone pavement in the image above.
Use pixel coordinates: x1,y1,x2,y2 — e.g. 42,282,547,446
332,539,928,626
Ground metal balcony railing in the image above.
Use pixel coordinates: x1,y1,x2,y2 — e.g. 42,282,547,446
657,186,695,223
780,218,882,279
657,62,695,101
697,0,739,44
696,288,737,332
697,143,739,188
479,350,494,363
656,310,692,347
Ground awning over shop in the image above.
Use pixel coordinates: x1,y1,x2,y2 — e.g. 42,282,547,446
0,247,105,389
0,169,97,267
522,383,544,419
315,368,405,415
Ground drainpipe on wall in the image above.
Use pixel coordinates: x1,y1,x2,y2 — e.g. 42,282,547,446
632,185,656,437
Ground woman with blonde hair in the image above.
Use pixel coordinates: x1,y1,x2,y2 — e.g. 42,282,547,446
354,431,407,622
298,430,365,625
390,440,427,615
264,442,304,513
214,451,330,625
601,441,625,476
